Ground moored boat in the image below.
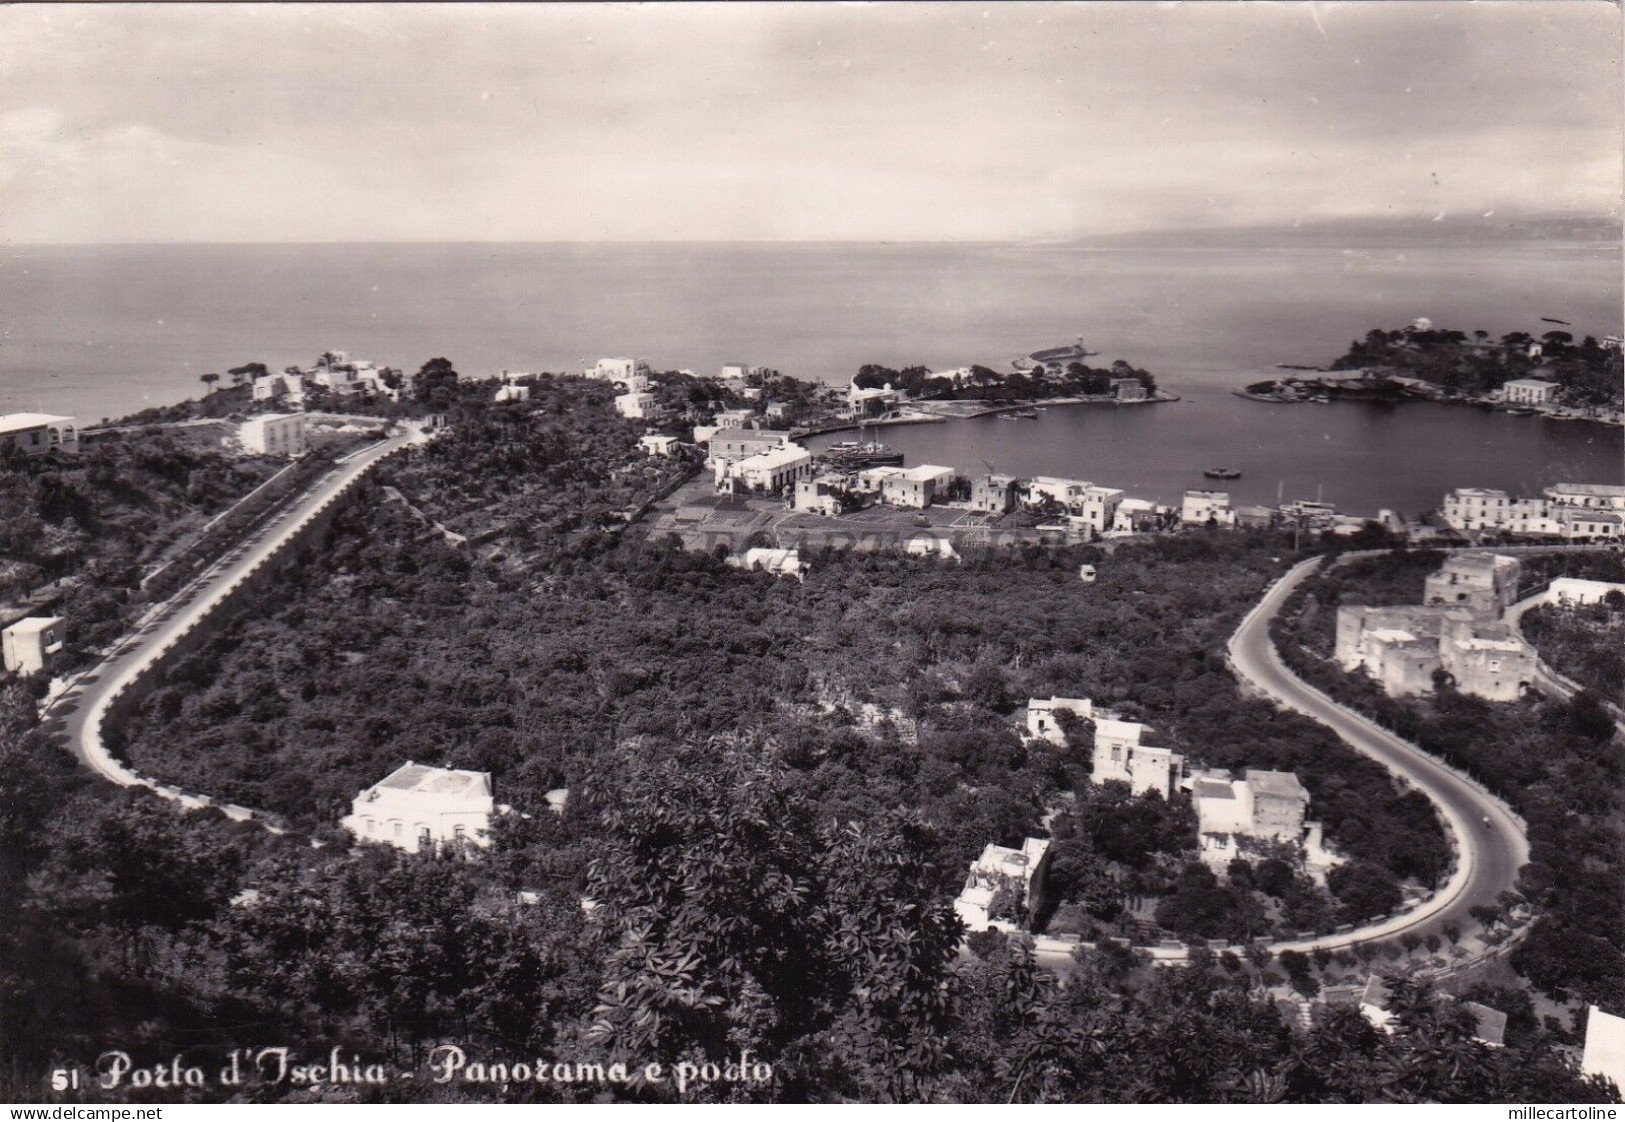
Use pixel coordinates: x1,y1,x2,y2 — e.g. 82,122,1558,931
1203,466,1242,480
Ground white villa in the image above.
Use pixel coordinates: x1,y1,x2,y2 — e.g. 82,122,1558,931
0,413,78,458
1192,768,1311,869
2,616,63,676
587,357,653,385
1501,378,1559,407
882,465,955,509
1026,696,1097,745
717,444,813,495
1181,490,1236,526
239,413,308,457
342,762,495,853
615,391,656,420
953,837,1052,934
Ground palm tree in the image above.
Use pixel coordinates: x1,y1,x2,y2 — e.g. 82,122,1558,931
200,372,220,394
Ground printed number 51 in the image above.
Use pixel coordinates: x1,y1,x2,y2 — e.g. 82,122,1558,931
52,1068,81,1091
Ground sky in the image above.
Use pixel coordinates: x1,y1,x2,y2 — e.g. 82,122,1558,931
1,2,1620,243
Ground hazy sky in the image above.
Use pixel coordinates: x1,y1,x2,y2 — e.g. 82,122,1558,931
1,2,1619,243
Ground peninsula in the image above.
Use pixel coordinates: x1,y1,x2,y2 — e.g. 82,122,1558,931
1238,321,1624,427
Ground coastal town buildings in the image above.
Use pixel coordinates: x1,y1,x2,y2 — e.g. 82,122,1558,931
1439,483,1625,539
239,413,308,457
0,413,78,458
494,383,530,403
1092,716,1184,799
1193,769,1311,869
341,762,495,853
586,357,653,385
1423,553,1521,615
1545,482,1625,511
952,837,1052,934
847,383,902,418
1181,490,1236,526
717,444,813,495
1338,554,1538,702
1548,577,1625,607
794,474,855,516
252,371,307,404
707,427,792,468
1113,377,1149,402
1111,498,1162,533
1501,378,1559,406
614,391,656,420
2,616,63,676
638,434,680,456
971,473,1020,515
882,464,955,508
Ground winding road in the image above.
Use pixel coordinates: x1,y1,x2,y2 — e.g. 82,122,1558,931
46,428,418,828
1222,554,1528,952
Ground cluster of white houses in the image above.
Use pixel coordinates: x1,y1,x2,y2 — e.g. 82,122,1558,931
1440,482,1625,540
251,350,402,405
1336,554,1536,702
957,696,1324,935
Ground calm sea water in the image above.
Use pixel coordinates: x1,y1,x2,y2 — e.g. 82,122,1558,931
1,241,1619,513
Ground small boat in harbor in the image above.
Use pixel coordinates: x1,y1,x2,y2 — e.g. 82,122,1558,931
1203,466,1242,480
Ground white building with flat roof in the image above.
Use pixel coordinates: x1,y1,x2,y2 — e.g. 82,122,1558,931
1026,697,1095,745
1548,578,1625,607
882,464,955,508
0,413,78,458
1502,378,1558,406
239,413,307,457
615,391,656,420
1181,489,1235,526
342,762,495,853
1193,768,1310,869
953,838,1052,934
1545,483,1625,512
719,444,813,495
2,616,63,676
587,357,653,385
1439,487,1510,532
639,434,680,457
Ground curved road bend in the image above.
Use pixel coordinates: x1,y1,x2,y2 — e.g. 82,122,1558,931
49,430,416,827
1222,555,1528,953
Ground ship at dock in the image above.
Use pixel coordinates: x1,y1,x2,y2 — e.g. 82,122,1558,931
821,438,905,468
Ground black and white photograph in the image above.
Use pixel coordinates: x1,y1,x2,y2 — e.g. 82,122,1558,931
1,0,1622,1110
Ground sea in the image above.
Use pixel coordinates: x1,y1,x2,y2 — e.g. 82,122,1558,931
1,240,1620,516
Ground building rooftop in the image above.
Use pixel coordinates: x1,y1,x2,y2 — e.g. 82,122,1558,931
3,616,61,636
734,444,810,471
712,427,788,444
1193,778,1237,801
1449,487,1509,498
898,464,954,481
1548,482,1625,497
1245,769,1308,801
373,762,492,799
1504,377,1557,389
0,412,75,434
